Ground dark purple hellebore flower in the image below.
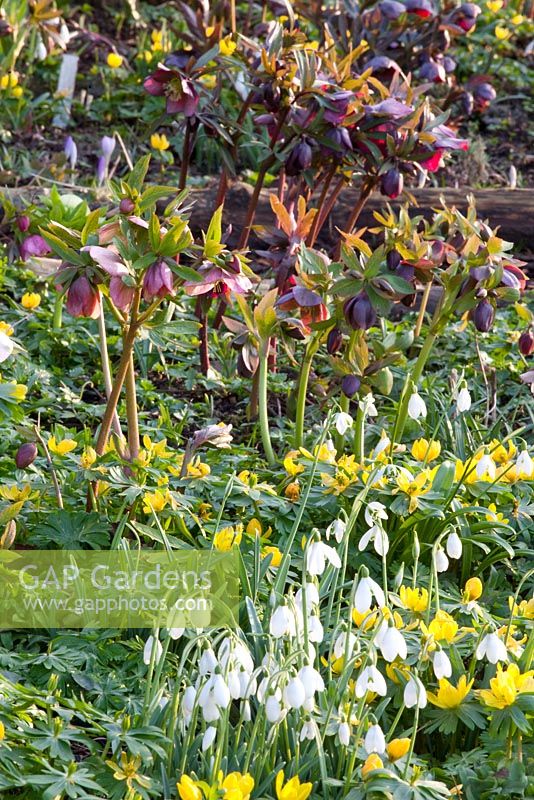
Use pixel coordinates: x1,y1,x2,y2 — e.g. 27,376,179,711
144,67,199,116
381,168,404,199
285,141,313,176
343,292,377,330
472,298,495,332
341,375,361,398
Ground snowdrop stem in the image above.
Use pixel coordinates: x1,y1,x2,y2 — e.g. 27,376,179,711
382,553,389,608
52,293,63,331
403,702,420,780
353,403,365,463
294,336,319,448
142,628,160,721
392,330,438,449
387,702,406,741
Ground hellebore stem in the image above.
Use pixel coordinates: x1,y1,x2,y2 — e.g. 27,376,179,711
335,180,376,259
179,120,194,192
258,343,275,465
306,166,336,247
125,353,140,460
97,301,123,442
294,336,320,449
414,281,432,339
353,402,365,464
52,293,63,331
238,154,276,249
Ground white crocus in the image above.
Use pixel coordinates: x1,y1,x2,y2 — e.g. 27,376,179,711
0,331,14,363
476,453,496,480
432,649,452,679
476,632,508,664
326,518,347,543
143,635,163,666
284,676,306,709
354,576,386,613
404,675,427,709
358,524,389,557
355,666,387,698
457,387,472,413
364,724,386,754
516,449,534,477
376,623,407,663
202,726,217,751
408,391,427,420
446,531,462,560
306,541,341,576
335,411,354,435
435,546,449,573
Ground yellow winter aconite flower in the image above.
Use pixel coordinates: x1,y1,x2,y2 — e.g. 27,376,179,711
214,525,242,552
386,737,411,760
463,577,483,602
486,0,502,9
275,769,312,800
106,752,150,790
411,438,441,462
284,450,304,477
262,545,282,567
48,436,77,455
219,35,237,56
479,663,534,709
177,774,203,800
21,292,41,310
151,132,170,151
421,610,459,643
486,503,509,525
495,24,511,39
400,585,429,612
0,321,13,336
509,595,534,619
0,721,4,739
142,489,169,514
393,468,431,512
107,52,123,68
219,770,254,800
80,447,97,469
0,73,18,90
142,435,174,459
362,754,383,778
428,676,474,709
6,383,27,401
352,607,379,630
187,457,210,478
512,14,525,25
0,484,34,502
285,481,300,501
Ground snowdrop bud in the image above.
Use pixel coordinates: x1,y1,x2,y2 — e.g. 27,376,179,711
446,531,462,559
432,649,452,679
335,411,354,435
168,627,185,639
516,449,533,477
364,724,386,754
36,38,47,60
457,386,472,413
265,694,284,723
182,686,197,716
298,665,325,698
270,605,292,638
334,630,357,660
404,675,427,709
199,648,218,675
284,676,306,709
412,532,420,561
339,721,351,746
213,674,231,708
242,700,251,721
435,546,449,573
202,726,217,751
326,518,347,543
476,453,496,480
408,391,427,420
476,632,508,664
393,563,404,591
143,635,163,666
376,624,407,663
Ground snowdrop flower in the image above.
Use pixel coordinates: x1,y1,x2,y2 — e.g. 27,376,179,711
476,632,508,664
404,675,427,709
355,666,387,698
306,540,341,576
434,546,449,573
476,453,496,480
365,502,388,527
0,331,14,363
408,391,427,420
181,685,197,724
358,524,389,557
212,674,232,708
284,676,306,709
36,38,47,60
360,392,378,417
365,724,386,754
376,622,407,663
516,449,534,477
295,583,320,609
338,721,351,746
335,411,353,435
457,386,472,413
307,615,324,643
242,700,251,721
298,665,325,698
143,635,163,666
270,604,295,638
169,627,185,639
326,518,347,543
202,726,217,751
64,136,77,169
373,434,391,460
446,531,462,560
265,692,285,723
333,631,358,660
354,575,385,613
199,648,218,675
432,649,452,679
300,719,318,741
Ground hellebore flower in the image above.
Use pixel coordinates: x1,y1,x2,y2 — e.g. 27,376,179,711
143,260,175,301
20,234,51,261
83,245,136,311
285,140,313,176
363,98,413,120
419,58,446,83
341,374,361,398
17,215,30,232
344,292,377,330
473,83,496,112
451,3,481,31
404,0,435,18
144,66,199,116
473,298,495,332
381,168,403,199
64,135,77,169
15,442,38,469
323,90,354,124
66,276,100,318
327,327,343,355
379,0,406,19
184,261,252,298
431,124,469,152
519,330,534,356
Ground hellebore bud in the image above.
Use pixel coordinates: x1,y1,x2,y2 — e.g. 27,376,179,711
519,330,534,357
473,298,495,332
343,292,377,330
15,442,38,469
327,327,343,355
285,141,313,176
119,198,135,214
387,250,402,271
66,276,101,318
341,374,361,398
405,0,435,17
17,215,31,233
143,260,175,301
379,0,405,19
473,83,496,112
381,168,403,199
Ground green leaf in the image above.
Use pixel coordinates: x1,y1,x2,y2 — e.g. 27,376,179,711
127,154,151,192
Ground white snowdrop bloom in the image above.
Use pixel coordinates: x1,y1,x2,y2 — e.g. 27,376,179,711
0,331,14,363
295,583,320,609
333,631,358,660
202,726,217,751
242,700,252,721
358,524,389,557
227,669,242,700
335,411,354,435
404,676,427,709
457,387,472,413
354,576,385,613
303,696,315,713
182,686,197,720
168,627,185,639
408,391,427,420
284,676,306,709
300,719,318,741
364,724,386,755
376,623,407,663
446,531,462,560
218,638,254,675
516,449,534,477
298,665,325,699
36,38,47,60
476,453,496,480
143,635,163,666
307,614,324,643
373,435,391,460
58,22,71,46
355,666,387,699
326,518,347,543
359,393,378,417
265,693,285,724
435,546,449,573
201,697,220,723
432,649,452,680
306,541,341,576
199,648,218,675
365,502,388,527
338,721,351,746
270,605,294,638
476,633,508,664
239,669,257,698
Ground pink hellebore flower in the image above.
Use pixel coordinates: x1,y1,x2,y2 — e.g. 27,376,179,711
66,276,100,318
184,263,252,298
144,67,199,117
143,260,175,301
83,245,136,311
20,234,52,261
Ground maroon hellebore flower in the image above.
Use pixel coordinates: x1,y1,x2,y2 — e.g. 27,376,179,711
344,292,377,330
144,66,199,116
66,276,100,318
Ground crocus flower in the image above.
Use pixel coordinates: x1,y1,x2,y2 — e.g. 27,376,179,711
20,234,51,261
64,135,77,169
97,136,116,184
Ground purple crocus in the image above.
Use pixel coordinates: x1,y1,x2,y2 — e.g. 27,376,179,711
96,136,116,185
64,136,77,169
